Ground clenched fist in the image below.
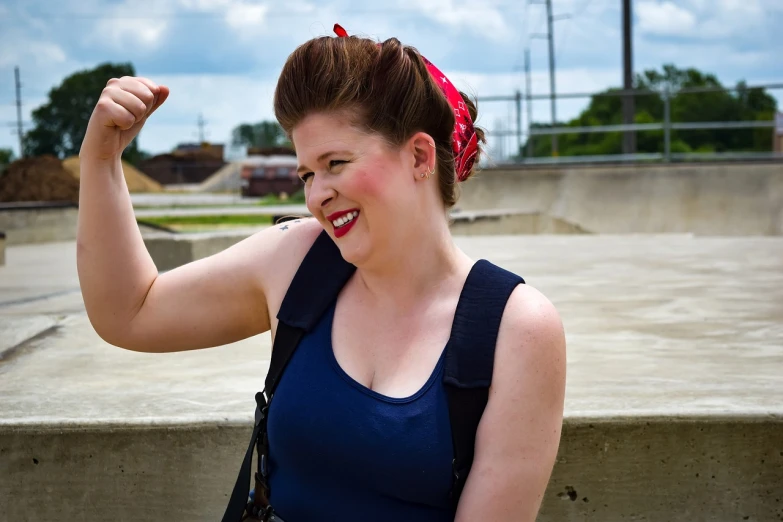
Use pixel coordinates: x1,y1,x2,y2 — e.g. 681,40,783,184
80,76,169,161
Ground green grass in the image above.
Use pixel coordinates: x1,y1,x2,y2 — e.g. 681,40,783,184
141,214,274,227
256,189,306,206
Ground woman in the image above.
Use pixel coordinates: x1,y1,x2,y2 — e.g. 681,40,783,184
77,27,566,522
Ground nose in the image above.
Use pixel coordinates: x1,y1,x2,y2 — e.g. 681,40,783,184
306,172,336,211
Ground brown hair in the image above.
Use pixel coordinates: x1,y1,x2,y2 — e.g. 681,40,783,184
273,35,486,209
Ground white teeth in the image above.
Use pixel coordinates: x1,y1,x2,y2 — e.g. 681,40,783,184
332,211,359,228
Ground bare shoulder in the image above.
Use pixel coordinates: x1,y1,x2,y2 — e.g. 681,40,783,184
493,284,566,375
490,281,566,426
244,217,323,320
488,282,567,435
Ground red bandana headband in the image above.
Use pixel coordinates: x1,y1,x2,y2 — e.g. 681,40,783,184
333,24,478,182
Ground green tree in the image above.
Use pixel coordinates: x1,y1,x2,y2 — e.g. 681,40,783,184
520,65,777,158
0,147,13,174
231,121,290,148
0,148,13,165
23,62,149,165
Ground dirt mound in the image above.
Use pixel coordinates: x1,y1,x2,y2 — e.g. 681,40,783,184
63,156,162,193
0,155,80,203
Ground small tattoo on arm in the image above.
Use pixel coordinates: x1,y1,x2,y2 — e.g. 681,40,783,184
279,225,289,231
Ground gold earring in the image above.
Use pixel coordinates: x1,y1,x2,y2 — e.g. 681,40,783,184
420,165,434,179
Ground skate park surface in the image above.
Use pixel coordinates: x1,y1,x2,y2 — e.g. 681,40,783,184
1,162,782,521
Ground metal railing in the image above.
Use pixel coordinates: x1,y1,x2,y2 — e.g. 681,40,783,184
477,82,783,164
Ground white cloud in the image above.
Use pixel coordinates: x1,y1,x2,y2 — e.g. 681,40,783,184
96,18,168,47
637,1,696,36
696,0,764,38
0,41,67,68
83,0,170,49
398,0,511,41
225,2,269,29
178,0,233,9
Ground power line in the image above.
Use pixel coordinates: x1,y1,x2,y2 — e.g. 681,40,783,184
555,0,598,67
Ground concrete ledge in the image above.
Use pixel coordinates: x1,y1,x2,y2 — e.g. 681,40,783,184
0,202,78,245
1,416,780,521
143,211,587,271
542,417,783,521
0,423,251,522
461,164,783,235
143,229,258,272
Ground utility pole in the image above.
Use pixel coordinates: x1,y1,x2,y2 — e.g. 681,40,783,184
525,48,534,158
622,0,636,154
197,113,206,143
515,90,522,159
14,66,24,157
495,119,505,159
532,0,567,157
545,0,558,156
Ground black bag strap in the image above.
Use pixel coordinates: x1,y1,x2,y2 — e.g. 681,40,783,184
222,231,354,522
221,390,269,522
275,231,357,333
443,259,524,510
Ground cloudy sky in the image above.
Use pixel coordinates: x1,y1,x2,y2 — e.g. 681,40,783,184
1,0,781,162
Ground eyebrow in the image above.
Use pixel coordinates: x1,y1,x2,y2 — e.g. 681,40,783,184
296,150,352,174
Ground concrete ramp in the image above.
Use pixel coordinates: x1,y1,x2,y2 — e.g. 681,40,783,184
1,236,782,521
461,163,783,235
450,209,589,235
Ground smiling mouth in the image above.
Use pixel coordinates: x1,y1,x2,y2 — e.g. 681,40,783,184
331,210,359,229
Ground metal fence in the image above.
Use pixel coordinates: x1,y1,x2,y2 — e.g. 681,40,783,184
477,82,783,164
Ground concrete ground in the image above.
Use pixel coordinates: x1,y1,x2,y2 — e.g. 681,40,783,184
1,235,782,521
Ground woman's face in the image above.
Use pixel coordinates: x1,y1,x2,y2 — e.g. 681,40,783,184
292,111,419,266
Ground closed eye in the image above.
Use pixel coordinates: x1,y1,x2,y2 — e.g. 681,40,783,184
299,160,347,183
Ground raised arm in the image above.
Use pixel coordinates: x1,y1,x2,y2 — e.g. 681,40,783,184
77,76,318,353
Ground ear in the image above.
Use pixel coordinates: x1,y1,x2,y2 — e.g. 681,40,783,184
407,131,436,178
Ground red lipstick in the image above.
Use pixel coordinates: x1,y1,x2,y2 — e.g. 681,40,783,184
326,209,360,239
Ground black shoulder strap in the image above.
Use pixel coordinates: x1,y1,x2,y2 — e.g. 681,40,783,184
267,230,356,392
222,230,354,522
444,260,524,511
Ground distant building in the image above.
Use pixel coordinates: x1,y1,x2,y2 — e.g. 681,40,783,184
240,155,301,197
173,142,224,159
141,142,226,185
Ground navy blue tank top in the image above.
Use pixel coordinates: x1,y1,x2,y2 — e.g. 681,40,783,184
266,298,454,522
